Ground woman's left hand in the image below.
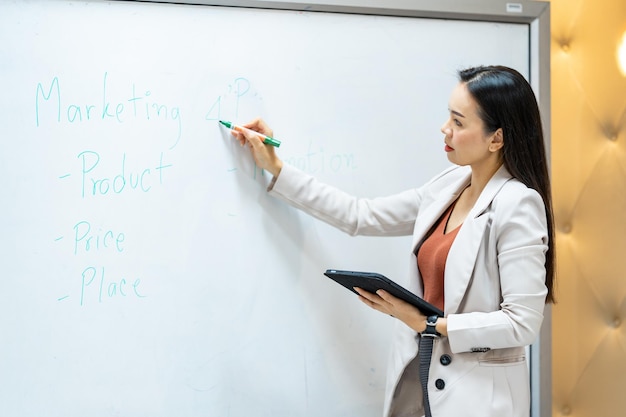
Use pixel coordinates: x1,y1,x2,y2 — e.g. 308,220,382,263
354,287,427,333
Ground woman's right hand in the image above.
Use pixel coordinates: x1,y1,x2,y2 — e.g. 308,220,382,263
232,118,283,178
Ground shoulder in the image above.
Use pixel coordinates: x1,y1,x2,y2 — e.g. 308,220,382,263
471,166,547,235
474,165,545,215
494,178,545,212
489,178,548,246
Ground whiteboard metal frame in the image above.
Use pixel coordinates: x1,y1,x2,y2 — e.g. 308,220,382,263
119,1,553,416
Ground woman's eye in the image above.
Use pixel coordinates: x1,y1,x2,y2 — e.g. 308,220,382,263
454,119,462,127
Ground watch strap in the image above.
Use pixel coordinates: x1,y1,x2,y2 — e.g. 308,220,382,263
422,315,441,338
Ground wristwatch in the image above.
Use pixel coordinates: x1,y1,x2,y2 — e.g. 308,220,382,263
422,315,441,338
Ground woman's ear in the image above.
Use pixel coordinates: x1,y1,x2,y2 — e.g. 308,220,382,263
489,128,504,152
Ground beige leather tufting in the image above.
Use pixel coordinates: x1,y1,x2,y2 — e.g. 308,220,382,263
549,0,626,415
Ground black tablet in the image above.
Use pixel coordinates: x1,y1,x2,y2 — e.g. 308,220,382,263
323,269,444,317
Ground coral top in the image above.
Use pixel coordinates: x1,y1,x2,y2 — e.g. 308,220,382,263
416,202,461,312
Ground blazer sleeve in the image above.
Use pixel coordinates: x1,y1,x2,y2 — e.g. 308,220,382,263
446,183,549,352
267,163,421,237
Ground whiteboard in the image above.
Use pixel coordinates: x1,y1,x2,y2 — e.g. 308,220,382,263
0,1,540,416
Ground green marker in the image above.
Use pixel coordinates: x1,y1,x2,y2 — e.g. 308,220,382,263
219,120,281,147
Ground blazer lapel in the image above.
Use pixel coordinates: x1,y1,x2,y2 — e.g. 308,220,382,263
411,174,471,252
444,165,513,314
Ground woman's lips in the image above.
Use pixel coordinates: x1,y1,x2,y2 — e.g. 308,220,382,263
445,144,454,152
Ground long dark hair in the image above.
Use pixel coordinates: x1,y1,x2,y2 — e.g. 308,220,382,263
459,65,556,303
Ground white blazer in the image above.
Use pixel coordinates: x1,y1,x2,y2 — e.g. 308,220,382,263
268,163,549,417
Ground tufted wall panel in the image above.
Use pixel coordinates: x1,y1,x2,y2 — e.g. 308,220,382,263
549,0,626,416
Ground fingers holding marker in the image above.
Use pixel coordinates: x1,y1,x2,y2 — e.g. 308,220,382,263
240,126,263,144
231,129,246,146
219,120,281,147
242,129,266,153
220,118,284,177
243,117,274,139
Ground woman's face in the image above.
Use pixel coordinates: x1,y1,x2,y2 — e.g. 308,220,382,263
440,82,501,168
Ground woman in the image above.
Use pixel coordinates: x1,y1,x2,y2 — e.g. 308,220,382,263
231,65,555,417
